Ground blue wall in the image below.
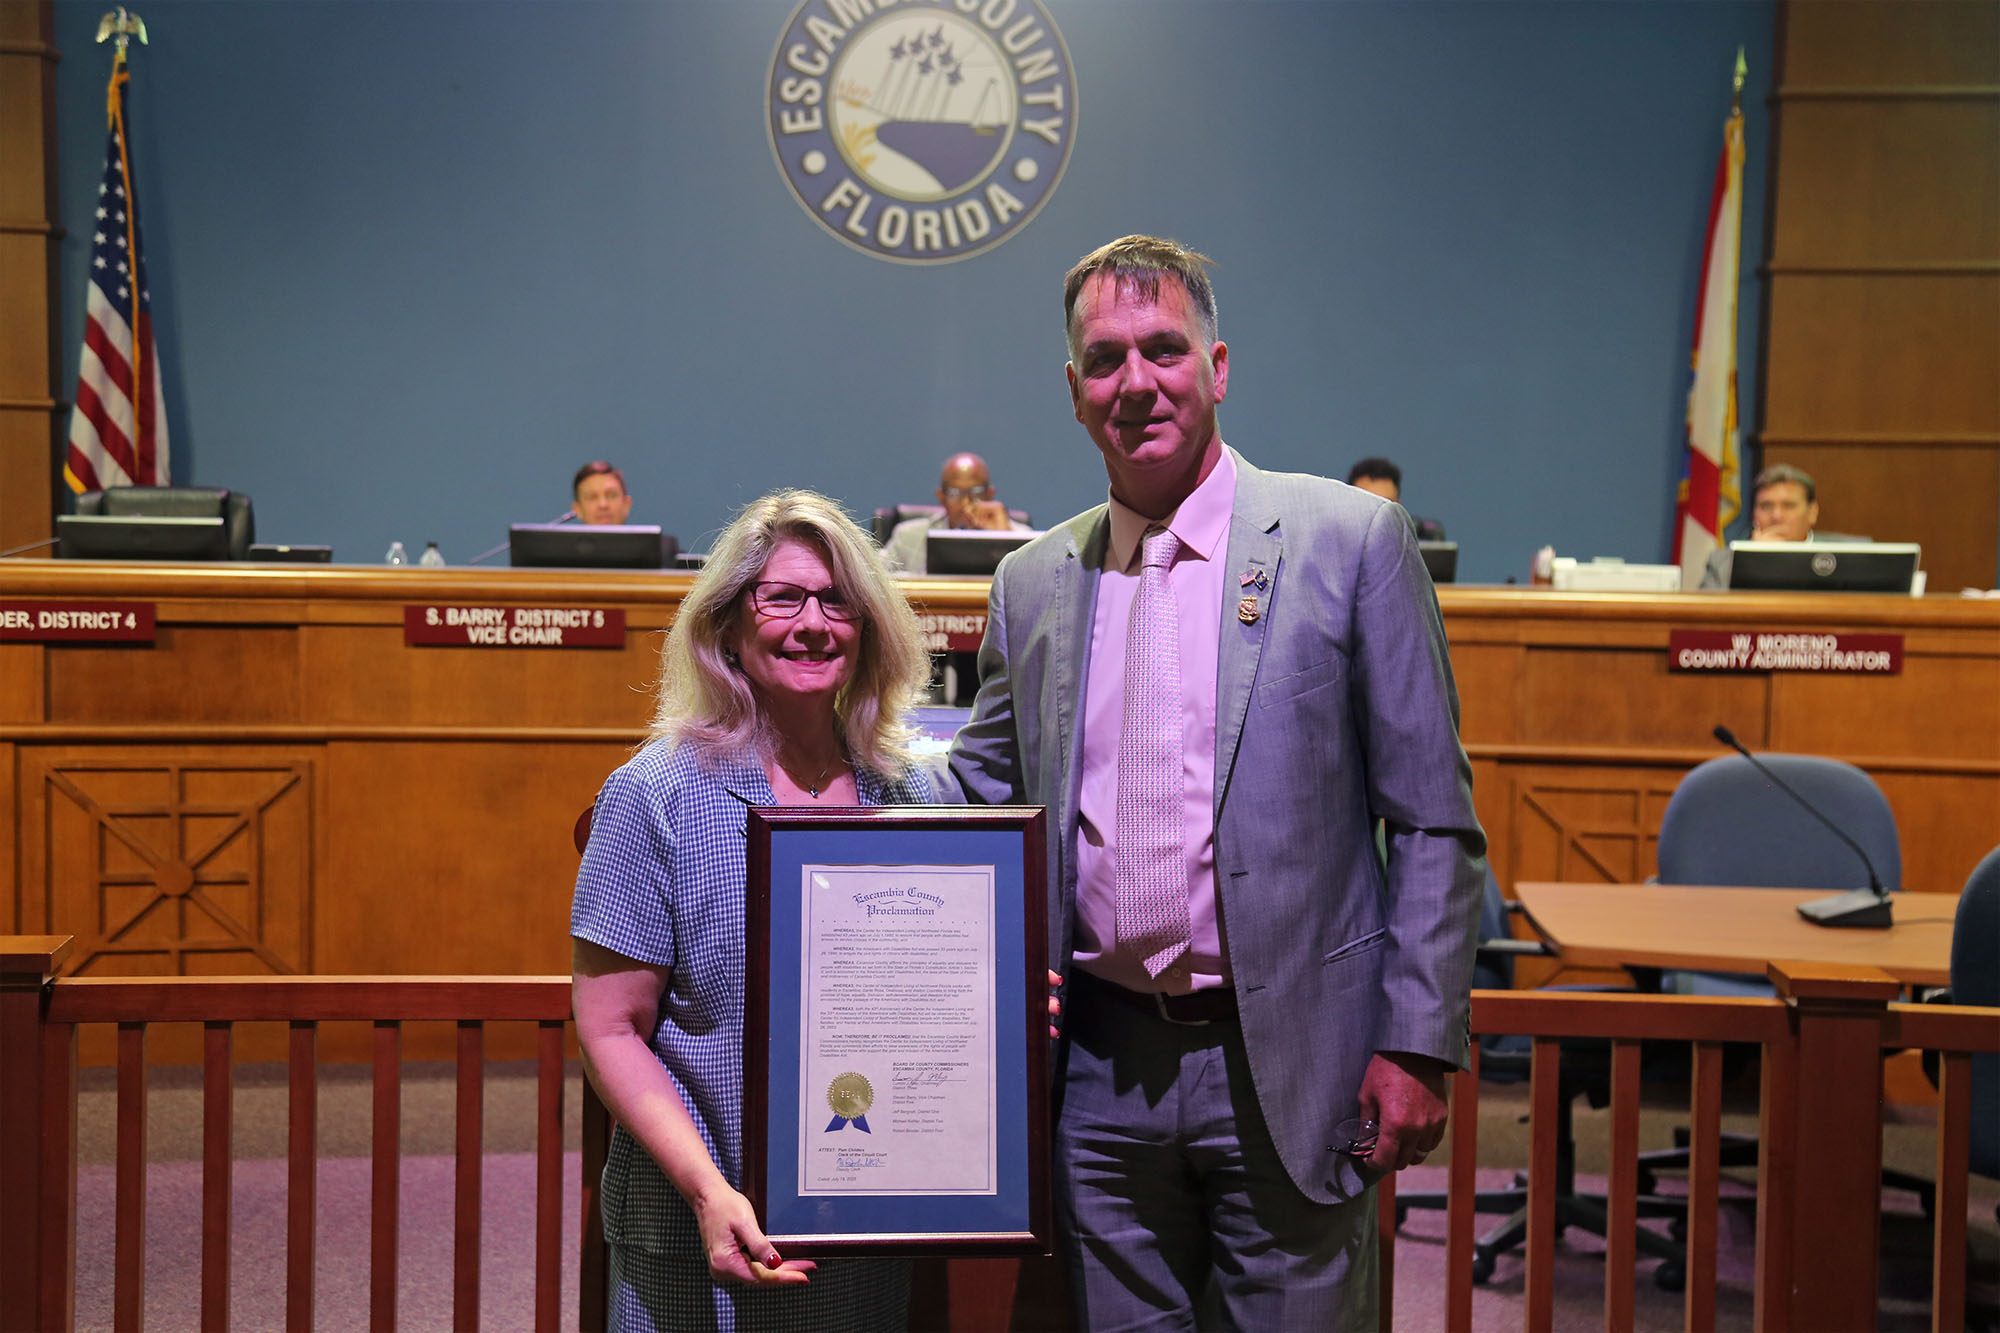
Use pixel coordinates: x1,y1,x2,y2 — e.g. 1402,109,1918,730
54,0,1775,582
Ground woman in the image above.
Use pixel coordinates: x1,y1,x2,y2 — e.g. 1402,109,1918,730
571,489,936,1331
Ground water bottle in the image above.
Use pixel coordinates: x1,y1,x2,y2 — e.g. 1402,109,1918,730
418,541,445,568
384,541,408,566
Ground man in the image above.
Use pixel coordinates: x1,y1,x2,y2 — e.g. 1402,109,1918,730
1700,463,1833,588
883,451,1031,572
572,461,634,526
949,235,1485,1329
1348,456,1446,540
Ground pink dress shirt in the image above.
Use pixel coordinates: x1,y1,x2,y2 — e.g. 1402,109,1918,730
1073,447,1237,996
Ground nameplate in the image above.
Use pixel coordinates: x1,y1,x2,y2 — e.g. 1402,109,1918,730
916,610,986,653
404,605,625,648
1668,629,1903,674
0,601,156,643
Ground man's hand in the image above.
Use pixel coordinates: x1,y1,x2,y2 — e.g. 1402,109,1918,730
1358,1050,1450,1171
966,499,1013,530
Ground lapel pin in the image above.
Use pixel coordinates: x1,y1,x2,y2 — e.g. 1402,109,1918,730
1254,569,1269,590
1237,596,1260,625
1239,568,1258,587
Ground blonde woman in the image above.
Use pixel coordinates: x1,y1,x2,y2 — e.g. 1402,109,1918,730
572,490,936,1331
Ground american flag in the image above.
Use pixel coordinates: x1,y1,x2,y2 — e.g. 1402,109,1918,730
65,48,169,493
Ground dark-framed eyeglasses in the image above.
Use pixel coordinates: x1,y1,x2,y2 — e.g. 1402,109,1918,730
749,581,859,622
941,485,994,502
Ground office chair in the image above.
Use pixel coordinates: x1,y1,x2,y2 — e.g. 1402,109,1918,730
76,486,257,560
1640,752,1932,1210
1394,871,1688,1288
1950,847,2000,1212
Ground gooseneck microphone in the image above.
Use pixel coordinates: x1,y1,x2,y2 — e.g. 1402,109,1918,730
1710,724,1893,928
467,508,577,566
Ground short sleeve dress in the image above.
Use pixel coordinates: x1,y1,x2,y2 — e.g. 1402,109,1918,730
572,740,936,1333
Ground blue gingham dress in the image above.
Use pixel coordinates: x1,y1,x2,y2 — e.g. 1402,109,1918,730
572,740,935,1333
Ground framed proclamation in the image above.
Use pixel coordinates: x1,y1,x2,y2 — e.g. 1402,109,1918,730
743,806,1051,1255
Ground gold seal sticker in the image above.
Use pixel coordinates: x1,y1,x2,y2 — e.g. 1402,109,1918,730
827,1072,874,1121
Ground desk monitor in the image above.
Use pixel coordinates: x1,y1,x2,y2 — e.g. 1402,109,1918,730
1725,541,1920,593
508,523,674,570
248,543,334,563
907,704,973,756
1418,540,1458,584
925,528,1038,577
58,514,231,561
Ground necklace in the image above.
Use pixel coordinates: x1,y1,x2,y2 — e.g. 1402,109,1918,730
780,753,838,799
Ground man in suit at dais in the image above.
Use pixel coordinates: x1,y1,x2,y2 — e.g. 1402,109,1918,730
948,234,1486,1329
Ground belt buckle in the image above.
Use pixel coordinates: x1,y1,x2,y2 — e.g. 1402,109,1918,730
1150,991,1209,1027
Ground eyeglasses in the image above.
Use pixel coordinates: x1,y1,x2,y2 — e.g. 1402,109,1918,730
941,485,994,502
749,581,858,622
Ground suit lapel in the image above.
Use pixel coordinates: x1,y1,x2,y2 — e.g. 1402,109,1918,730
1216,455,1280,808
1055,512,1108,833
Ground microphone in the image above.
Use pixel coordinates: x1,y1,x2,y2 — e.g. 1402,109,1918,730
467,509,577,566
0,536,61,559
1710,724,1893,928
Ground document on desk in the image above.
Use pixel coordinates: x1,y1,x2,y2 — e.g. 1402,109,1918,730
796,864,997,1197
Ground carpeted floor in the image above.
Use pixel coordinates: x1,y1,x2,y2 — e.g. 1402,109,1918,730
69,1060,2000,1331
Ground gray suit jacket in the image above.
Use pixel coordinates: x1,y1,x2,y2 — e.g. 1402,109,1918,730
948,449,1486,1204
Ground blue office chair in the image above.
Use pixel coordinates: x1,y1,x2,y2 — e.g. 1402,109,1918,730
1951,847,2000,1198
1643,752,1930,1209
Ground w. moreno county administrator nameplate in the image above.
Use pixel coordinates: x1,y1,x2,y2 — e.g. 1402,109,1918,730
743,806,1050,1255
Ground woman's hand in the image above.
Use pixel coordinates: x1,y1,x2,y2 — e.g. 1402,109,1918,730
1048,968,1064,1038
692,1182,817,1286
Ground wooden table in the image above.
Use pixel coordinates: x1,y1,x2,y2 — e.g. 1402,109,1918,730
1513,881,1958,987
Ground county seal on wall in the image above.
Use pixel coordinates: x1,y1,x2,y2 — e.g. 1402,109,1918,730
767,0,1077,264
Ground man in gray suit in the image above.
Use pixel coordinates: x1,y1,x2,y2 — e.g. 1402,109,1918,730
948,235,1485,1329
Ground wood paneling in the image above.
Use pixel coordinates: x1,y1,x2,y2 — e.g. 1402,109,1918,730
1758,0,2000,589
1763,276,2000,433
0,0,58,556
1781,0,2000,85
1771,101,2000,260
18,748,317,976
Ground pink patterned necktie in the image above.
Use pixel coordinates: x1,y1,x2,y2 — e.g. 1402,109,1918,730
1116,526,1191,979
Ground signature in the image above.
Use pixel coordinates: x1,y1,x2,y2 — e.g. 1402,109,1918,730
891,1067,954,1089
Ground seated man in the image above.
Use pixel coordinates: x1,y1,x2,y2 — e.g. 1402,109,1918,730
571,461,634,526
1347,456,1445,539
883,452,1030,573
1700,463,1846,588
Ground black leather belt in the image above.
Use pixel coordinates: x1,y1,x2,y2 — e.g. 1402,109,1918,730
1071,969,1238,1026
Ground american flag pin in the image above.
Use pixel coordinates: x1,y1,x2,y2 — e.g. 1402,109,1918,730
1240,568,1258,587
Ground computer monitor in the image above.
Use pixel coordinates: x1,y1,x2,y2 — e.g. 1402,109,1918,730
508,523,675,570
925,528,1038,576
1725,541,1920,593
1418,541,1458,584
248,543,334,563
907,704,973,756
57,514,232,561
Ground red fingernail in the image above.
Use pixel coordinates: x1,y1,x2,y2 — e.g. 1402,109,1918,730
767,1252,781,1267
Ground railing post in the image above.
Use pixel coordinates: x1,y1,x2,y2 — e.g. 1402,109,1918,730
1762,960,1898,1332
0,936,75,1329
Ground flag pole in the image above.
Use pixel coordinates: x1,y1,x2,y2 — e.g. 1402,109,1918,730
94,8,149,479
1732,46,1746,116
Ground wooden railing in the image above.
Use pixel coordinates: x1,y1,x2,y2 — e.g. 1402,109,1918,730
0,937,609,1332
3,941,1995,1332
